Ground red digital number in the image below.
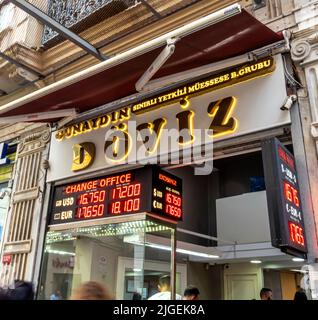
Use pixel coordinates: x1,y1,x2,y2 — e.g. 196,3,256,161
79,190,105,205
110,198,140,215
289,222,305,246
93,190,105,203
79,193,88,205
278,146,295,169
111,183,141,200
124,198,140,212
164,192,182,218
165,193,182,207
76,204,104,219
165,204,182,218
111,201,121,214
284,182,300,207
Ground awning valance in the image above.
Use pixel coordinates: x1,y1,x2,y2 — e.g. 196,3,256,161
0,8,284,122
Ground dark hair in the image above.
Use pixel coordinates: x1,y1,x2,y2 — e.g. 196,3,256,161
184,286,200,298
159,275,171,288
260,287,272,298
132,292,142,300
6,280,34,300
0,288,11,300
70,281,112,300
294,291,307,301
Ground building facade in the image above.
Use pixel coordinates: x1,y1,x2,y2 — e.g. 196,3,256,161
0,0,317,300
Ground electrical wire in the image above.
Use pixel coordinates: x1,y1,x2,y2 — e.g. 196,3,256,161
282,55,303,88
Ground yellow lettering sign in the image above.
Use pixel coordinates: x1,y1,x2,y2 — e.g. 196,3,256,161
71,142,95,172
56,107,131,141
132,57,274,114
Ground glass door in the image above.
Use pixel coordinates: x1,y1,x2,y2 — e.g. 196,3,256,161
38,218,176,300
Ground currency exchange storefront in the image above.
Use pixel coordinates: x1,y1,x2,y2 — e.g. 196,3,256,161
35,53,309,300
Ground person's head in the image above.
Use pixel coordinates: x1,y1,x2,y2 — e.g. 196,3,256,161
260,288,273,300
132,292,142,300
0,288,10,300
183,286,200,300
294,290,307,301
70,281,112,300
6,280,34,300
158,275,171,292
55,290,62,297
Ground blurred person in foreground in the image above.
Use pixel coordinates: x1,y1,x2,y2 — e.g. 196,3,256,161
70,281,113,300
183,285,200,300
132,292,142,300
0,280,34,300
50,289,62,300
148,275,182,300
294,290,308,301
260,287,273,300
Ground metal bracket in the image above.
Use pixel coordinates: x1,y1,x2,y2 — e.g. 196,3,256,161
0,108,77,123
9,0,108,61
135,37,178,92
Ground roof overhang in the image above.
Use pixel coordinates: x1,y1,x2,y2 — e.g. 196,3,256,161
0,6,284,123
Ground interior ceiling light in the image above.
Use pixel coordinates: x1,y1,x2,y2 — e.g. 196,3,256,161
45,248,75,256
290,269,307,273
250,260,262,264
125,238,220,259
146,243,219,259
292,257,305,262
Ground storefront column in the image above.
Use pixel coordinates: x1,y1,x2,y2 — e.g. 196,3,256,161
292,34,318,150
171,228,177,300
291,34,318,298
0,128,50,285
290,98,318,262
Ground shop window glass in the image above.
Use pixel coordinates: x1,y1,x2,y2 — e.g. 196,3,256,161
250,176,265,192
38,219,175,300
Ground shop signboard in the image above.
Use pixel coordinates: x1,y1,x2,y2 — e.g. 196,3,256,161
47,54,290,182
262,138,307,256
0,142,11,165
49,166,182,225
2,254,11,265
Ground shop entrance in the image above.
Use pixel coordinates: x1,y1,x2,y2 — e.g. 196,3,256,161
162,146,308,300
224,273,260,300
52,273,76,299
37,214,181,300
117,257,187,300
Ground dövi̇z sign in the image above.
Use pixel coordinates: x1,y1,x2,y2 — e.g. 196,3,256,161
55,57,275,142
48,55,290,181
70,96,238,171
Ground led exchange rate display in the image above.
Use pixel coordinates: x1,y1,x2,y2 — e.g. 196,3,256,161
49,167,182,225
262,138,307,256
151,169,182,220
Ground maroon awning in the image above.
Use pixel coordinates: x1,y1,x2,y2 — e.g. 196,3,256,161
0,9,283,120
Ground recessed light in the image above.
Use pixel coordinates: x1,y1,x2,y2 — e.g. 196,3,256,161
250,260,262,264
292,257,305,262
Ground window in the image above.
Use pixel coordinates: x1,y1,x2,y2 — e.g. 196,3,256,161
0,182,9,244
38,219,175,300
0,3,14,33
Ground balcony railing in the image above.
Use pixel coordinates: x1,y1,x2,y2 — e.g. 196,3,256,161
42,0,136,47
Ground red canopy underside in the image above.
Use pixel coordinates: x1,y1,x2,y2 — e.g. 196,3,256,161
1,9,283,120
